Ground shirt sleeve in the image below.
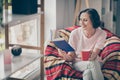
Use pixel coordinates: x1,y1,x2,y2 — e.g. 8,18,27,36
68,30,78,51
95,30,106,49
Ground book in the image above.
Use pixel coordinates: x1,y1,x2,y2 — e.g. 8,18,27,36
53,38,75,52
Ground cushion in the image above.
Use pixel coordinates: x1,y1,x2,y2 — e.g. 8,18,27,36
58,26,80,42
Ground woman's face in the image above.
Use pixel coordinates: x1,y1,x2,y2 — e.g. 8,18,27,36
79,12,93,31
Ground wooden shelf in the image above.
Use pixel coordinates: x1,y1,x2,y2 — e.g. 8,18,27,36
3,12,41,26
3,0,45,80
3,12,41,49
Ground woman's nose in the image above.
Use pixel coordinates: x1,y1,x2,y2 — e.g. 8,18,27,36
79,20,84,25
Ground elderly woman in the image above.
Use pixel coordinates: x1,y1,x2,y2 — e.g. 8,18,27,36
58,8,106,80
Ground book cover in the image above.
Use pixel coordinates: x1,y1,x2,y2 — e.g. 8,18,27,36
53,38,75,52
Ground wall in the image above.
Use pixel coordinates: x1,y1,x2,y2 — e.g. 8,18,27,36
101,0,115,33
44,0,56,46
56,0,75,29
101,0,120,36
81,0,102,17
116,0,120,37
44,0,75,46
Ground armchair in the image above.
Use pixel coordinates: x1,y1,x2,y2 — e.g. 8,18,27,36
44,26,120,80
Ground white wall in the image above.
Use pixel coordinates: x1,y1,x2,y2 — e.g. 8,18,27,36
44,0,75,46
56,0,75,29
45,0,56,45
81,0,102,17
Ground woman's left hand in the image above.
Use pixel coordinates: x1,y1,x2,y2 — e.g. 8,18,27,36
58,49,75,61
89,48,101,61
88,52,97,61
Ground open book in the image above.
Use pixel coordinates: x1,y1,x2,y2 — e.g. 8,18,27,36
53,38,75,52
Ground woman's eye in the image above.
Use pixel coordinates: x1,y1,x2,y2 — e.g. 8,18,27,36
84,19,88,21
79,18,88,22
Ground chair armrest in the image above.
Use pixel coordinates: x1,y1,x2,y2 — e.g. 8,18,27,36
44,41,59,57
100,36,120,80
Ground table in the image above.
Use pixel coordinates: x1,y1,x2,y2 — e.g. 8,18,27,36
0,49,41,80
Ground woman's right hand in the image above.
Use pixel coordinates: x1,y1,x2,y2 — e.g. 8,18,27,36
58,49,75,61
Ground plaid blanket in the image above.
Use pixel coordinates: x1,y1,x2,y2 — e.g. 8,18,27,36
44,26,120,80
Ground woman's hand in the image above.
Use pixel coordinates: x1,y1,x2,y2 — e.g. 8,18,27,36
88,52,97,61
58,49,76,61
88,48,100,61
